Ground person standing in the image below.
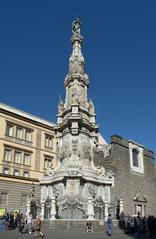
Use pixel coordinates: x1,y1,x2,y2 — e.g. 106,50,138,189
136,212,143,237
1,214,7,231
106,214,113,236
27,213,32,234
18,214,25,235
9,212,14,230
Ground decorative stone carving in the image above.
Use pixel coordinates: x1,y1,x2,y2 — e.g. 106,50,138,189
69,60,84,75
87,195,94,219
46,166,55,177
89,99,95,114
78,86,86,108
66,179,80,196
72,136,78,154
50,195,56,220
58,96,64,114
80,141,92,161
94,196,105,219
88,187,95,198
72,87,79,104
61,179,84,219
134,190,147,203
106,170,115,178
59,143,71,163
94,143,111,158
96,166,106,176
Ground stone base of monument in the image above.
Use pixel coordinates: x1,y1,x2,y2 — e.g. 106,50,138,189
42,219,106,232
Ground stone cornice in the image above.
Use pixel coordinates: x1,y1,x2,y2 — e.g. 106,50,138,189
0,103,55,130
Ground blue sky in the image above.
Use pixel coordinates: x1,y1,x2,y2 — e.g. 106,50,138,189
0,1,156,158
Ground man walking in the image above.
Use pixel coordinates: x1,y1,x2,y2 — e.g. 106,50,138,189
106,214,113,236
34,216,44,238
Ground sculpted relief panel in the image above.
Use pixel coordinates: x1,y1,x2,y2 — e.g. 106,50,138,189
66,82,87,108
79,134,92,167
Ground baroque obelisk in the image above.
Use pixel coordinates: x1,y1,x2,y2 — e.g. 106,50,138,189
40,18,114,220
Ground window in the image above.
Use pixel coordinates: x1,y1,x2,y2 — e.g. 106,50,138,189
45,134,53,148
14,170,20,176
4,148,11,161
21,194,27,206
16,127,23,139
25,129,32,142
129,141,144,174
6,124,14,137
23,153,31,165
23,171,29,177
3,168,9,174
14,151,22,164
0,193,8,205
132,149,139,167
44,157,52,169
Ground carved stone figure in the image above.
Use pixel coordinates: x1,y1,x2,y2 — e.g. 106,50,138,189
78,87,86,107
72,17,81,34
60,144,71,163
93,143,111,164
89,99,95,114
82,142,92,159
58,96,64,114
72,87,79,104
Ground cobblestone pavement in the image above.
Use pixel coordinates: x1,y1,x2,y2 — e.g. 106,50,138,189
0,229,154,239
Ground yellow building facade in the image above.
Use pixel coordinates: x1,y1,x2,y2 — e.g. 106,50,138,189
0,103,57,213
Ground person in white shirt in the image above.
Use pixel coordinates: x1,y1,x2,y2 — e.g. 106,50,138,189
27,213,32,234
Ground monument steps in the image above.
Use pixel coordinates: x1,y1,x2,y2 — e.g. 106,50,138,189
42,220,124,233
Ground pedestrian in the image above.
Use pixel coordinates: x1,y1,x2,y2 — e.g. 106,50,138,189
18,214,25,235
106,214,113,236
27,213,32,234
1,214,7,231
34,216,45,238
136,212,142,238
86,221,93,232
9,212,15,230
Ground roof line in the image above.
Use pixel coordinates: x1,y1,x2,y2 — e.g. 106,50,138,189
0,103,55,127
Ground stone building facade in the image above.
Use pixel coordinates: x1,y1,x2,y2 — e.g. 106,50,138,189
0,103,57,214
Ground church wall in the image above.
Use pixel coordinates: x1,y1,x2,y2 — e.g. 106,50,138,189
109,135,156,217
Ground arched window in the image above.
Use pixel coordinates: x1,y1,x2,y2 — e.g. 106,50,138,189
132,149,139,167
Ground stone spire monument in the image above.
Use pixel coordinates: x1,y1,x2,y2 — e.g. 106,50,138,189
40,18,114,220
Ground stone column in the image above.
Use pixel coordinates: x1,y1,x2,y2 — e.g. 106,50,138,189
119,197,123,214
40,201,45,220
26,198,31,216
50,195,56,220
105,202,108,221
87,196,94,220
